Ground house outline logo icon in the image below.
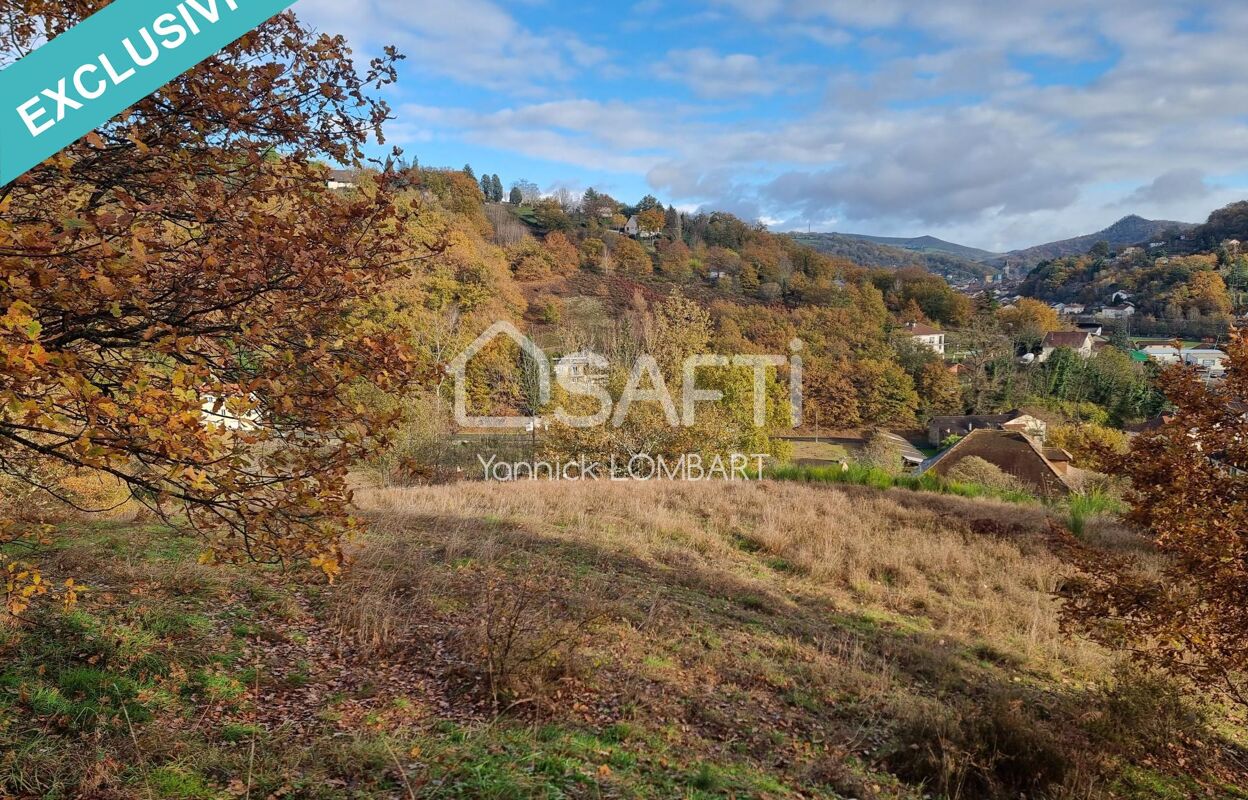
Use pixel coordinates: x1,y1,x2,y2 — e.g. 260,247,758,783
446,321,551,429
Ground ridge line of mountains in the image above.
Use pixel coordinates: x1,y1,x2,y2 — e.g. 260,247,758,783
789,213,1204,282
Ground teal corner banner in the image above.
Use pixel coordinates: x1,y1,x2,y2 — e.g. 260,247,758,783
0,0,295,185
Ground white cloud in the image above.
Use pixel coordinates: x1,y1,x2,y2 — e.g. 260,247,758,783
654,48,818,98
295,0,1248,249
295,0,608,92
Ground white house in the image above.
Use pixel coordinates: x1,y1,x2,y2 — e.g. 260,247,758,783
1039,331,1095,362
1098,304,1136,320
1052,303,1086,316
200,391,263,431
1141,346,1230,375
1140,345,1184,365
554,352,608,388
326,169,358,191
623,215,659,239
1183,348,1230,374
902,322,946,356
1111,291,1134,304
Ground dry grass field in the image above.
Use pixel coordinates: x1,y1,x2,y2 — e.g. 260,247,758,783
2,479,1246,798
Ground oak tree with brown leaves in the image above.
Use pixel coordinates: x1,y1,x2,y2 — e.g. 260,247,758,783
0,2,423,582
1064,334,1248,704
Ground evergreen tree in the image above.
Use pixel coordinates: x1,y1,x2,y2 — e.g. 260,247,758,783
666,205,682,240
479,174,491,198
509,186,523,205
636,194,662,212
491,174,504,203
463,164,476,181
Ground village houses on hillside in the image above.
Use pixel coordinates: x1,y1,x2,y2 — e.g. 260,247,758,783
902,322,946,356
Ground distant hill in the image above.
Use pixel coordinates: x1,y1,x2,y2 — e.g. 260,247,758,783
1175,200,1248,252
838,233,1001,262
788,232,992,281
994,215,1195,270
1015,202,1248,340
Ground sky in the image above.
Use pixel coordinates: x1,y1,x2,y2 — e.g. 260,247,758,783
294,0,1248,253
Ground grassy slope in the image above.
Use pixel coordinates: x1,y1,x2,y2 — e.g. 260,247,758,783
2,482,1246,799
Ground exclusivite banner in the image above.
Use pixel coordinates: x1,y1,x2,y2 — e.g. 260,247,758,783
0,0,294,185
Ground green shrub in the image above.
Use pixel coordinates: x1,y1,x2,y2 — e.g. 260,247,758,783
1066,489,1126,537
769,463,1036,505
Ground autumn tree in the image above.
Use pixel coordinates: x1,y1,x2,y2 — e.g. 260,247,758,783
0,4,417,578
637,207,667,236
1047,424,1129,471
532,198,572,233
997,298,1066,348
543,232,579,276
805,361,861,428
917,362,964,418
647,291,711,374
580,238,609,273
1064,335,1248,704
657,240,693,281
581,188,617,221
507,240,554,281
853,359,919,425
612,236,653,276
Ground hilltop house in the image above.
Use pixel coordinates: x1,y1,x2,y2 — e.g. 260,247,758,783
918,430,1078,497
623,215,659,239
1039,331,1095,362
326,169,357,191
927,410,1047,447
1098,304,1136,321
902,322,946,356
1052,303,1086,316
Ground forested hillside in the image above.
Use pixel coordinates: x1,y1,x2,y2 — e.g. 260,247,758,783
1019,203,1248,338
343,164,1173,494
353,168,977,456
837,233,1000,262
997,215,1194,270
789,231,993,281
